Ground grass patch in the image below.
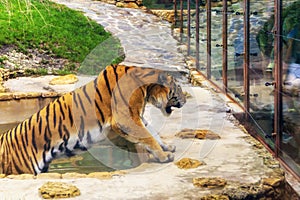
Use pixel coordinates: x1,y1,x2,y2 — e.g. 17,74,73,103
0,0,124,75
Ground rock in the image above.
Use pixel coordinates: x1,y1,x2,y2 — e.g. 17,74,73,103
176,129,221,140
6,174,35,179
151,10,175,23
200,194,230,200
116,2,139,8
175,158,205,169
193,177,227,189
49,74,78,85
0,174,6,178
87,172,113,179
39,181,80,199
0,92,13,100
62,173,87,179
36,173,62,179
261,177,284,188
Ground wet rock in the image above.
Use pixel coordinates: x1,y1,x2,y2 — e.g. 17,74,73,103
200,194,229,200
261,177,284,188
176,129,221,140
222,182,265,199
193,177,227,189
175,158,205,169
49,74,78,85
39,181,80,199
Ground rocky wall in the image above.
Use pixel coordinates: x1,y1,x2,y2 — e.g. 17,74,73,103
97,0,145,9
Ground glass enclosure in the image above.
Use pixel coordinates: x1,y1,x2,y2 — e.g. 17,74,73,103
174,0,300,178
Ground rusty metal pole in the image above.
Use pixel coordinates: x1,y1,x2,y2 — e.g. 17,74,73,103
173,0,177,27
222,0,228,92
187,0,191,55
195,0,200,70
243,0,250,120
274,0,282,157
180,0,184,41
206,0,211,79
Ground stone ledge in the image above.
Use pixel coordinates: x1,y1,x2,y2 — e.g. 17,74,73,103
0,92,61,101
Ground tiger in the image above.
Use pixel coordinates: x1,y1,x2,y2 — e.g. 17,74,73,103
0,64,186,175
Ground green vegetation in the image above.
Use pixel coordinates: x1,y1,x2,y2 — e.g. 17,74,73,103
257,0,300,59
0,0,124,75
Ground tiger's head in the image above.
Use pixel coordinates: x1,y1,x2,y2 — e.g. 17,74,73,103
147,72,186,116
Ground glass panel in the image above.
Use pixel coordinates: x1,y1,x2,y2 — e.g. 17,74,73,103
280,0,300,176
227,1,245,103
199,7,207,75
210,7,223,87
248,0,275,149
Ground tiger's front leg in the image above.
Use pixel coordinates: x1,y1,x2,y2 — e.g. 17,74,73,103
142,117,176,153
111,120,174,163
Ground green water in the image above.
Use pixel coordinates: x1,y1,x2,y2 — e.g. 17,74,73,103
0,123,139,174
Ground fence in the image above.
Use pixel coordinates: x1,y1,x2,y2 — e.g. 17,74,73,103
173,0,300,180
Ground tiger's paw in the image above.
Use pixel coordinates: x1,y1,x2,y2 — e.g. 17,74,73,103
153,151,174,163
161,144,176,153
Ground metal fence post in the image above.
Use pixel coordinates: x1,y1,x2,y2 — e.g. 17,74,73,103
206,0,211,79
222,0,228,92
195,0,200,70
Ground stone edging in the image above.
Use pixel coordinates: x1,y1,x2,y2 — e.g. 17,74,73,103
0,171,126,180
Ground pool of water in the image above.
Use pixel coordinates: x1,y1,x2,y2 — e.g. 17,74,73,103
1,123,141,174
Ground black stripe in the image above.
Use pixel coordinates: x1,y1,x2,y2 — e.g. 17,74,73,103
125,66,131,73
53,103,57,128
73,92,79,108
36,111,40,123
45,105,52,138
12,156,23,174
29,156,38,175
58,143,64,152
83,85,92,104
87,131,92,144
78,116,85,142
13,129,20,150
31,147,43,172
77,93,87,115
44,127,51,151
57,98,65,120
38,116,43,135
18,147,31,173
142,70,155,78
94,78,103,102
63,125,70,143
113,65,119,82
58,117,63,138
68,106,74,127
24,121,28,145
28,116,32,130
103,69,112,96
32,127,38,153
97,120,102,132
95,100,105,123
51,147,57,158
